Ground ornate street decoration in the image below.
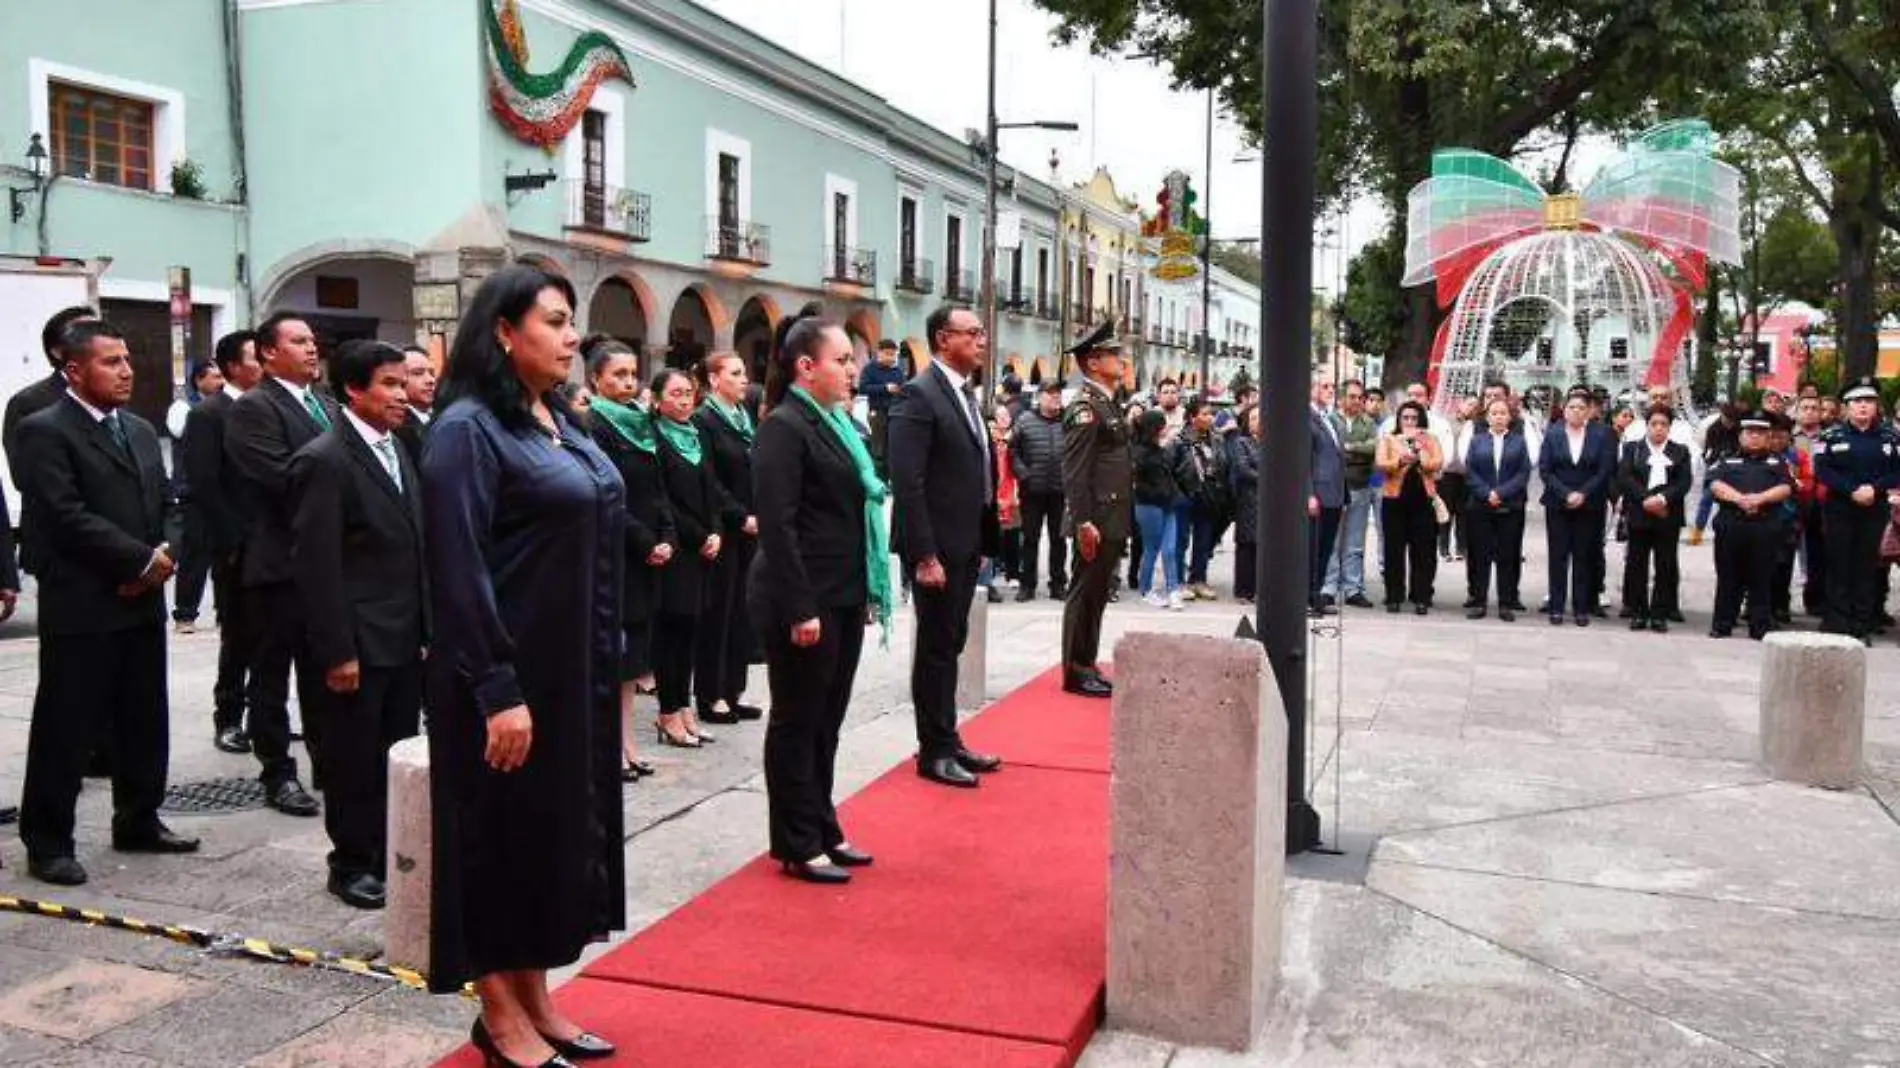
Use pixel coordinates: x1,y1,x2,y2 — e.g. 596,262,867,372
1402,119,1742,409
485,0,634,150
1144,170,1206,282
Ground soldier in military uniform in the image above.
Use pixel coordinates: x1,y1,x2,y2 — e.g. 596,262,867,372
1813,376,1900,642
1707,410,1795,640
1060,322,1132,699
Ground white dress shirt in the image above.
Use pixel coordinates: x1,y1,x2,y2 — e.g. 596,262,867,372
344,408,403,492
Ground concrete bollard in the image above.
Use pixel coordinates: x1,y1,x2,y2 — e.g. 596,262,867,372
958,592,989,710
384,736,432,974
1760,632,1865,789
1107,632,1285,1052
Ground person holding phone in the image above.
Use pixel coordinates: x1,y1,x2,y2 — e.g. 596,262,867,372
1375,400,1444,614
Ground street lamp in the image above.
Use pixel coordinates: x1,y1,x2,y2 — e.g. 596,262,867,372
1722,337,1745,402
9,133,48,224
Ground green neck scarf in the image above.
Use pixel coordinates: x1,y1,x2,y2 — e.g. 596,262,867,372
706,395,755,442
591,396,656,455
656,414,703,465
792,385,893,645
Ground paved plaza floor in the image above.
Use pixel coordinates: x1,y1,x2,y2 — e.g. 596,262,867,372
0,518,1895,1066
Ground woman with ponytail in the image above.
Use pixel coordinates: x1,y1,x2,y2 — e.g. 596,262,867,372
583,336,673,780
690,352,762,727
750,310,891,884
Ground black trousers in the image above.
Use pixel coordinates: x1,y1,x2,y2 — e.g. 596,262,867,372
1802,502,1827,613
763,605,865,862
1544,505,1605,617
695,539,755,709
1235,539,1258,599
1309,507,1342,605
1621,524,1681,618
1062,534,1123,676
1822,506,1885,636
1435,472,1469,556
246,582,324,786
1464,506,1525,606
20,627,169,859
211,553,252,733
173,510,214,622
1714,519,1780,634
311,660,421,877
1017,491,1068,594
654,610,700,712
1381,498,1437,606
911,552,979,759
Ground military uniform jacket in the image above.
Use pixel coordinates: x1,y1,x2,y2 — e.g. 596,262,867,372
1709,453,1795,526
1813,421,1900,514
1061,381,1132,542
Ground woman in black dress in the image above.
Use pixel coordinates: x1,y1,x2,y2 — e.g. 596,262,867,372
584,336,673,779
651,368,742,747
752,311,889,884
691,352,761,726
422,265,623,1065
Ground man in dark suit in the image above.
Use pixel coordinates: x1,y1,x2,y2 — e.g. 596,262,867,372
1537,386,1617,625
290,341,426,909
392,344,436,463
1308,376,1347,616
889,304,1002,789
1464,397,1533,620
182,330,262,754
224,312,331,817
7,306,99,579
14,320,199,885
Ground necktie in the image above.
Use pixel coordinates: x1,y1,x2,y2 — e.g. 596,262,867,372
374,438,402,493
958,382,992,496
105,412,130,456
303,391,332,430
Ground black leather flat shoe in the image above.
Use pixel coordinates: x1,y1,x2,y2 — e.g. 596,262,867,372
732,703,765,721
28,855,87,886
112,824,201,854
214,726,252,754
1628,616,1648,631
698,706,743,725
471,1020,573,1068
955,748,1002,773
919,756,979,788
1498,608,1516,622
328,871,386,910
266,780,321,817
782,858,851,884
1062,674,1112,698
1650,618,1668,633
1465,607,1486,620
540,1030,615,1061
0,804,16,826
826,843,874,867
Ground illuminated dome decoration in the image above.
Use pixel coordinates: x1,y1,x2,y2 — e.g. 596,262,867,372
1402,120,1743,412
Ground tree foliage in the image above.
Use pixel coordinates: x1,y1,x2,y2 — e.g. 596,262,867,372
1335,229,1405,362
1209,241,1262,287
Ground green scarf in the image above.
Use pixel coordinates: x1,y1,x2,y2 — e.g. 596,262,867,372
792,385,893,645
706,396,755,442
655,414,703,465
590,396,656,455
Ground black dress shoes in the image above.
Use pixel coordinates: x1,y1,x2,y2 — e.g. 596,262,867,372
266,779,321,817
1629,616,1648,631
1650,618,1668,633
471,1020,576,1068
1346,594,1376,609
0,804,17,826
826,843,874,867
29,855,87,886
1709,625,1732,639
698,705,743,725
1574,613,1590,627
781,857,851,884
1549,613,1565,626
113,824,200,854
1498,608,1516,622
1465,606,1486,620
541,1030,615,1061
214,727,252,754
1062,673,1113,699
732,703,765,721
919,756,979,788
1014,588,1035,603
955,748,1002,774
1667,608,1686,623
328,871,386,910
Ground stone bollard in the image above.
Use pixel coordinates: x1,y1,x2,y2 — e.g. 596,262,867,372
384,736,432,974
958,592,989,710
1760,632,1865,789
1107,632,1285,1051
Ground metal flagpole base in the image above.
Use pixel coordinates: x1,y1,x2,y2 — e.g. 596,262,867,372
1286,799,1321,855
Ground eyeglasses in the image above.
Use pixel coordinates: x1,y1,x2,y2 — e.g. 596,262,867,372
940,326,988,339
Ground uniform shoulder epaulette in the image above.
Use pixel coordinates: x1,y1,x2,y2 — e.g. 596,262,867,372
1763,455,1783,466
1064,402,1095,427
1719,456,1745,466
1820,425,1847,442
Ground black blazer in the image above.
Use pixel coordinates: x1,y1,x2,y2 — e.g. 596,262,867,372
289,419,427,670
180,390,252,555
226,377,337,587
655,429,741,615
592,421,676,625
6,370,71,575
1615,439,1693,530
15,396,167,635
888,362,998,566
748,398,868,628
1465,429,1533,512
393,407,430,465
693,404,756,513
1537,422,1617,510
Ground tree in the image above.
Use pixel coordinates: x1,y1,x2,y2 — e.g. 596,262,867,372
1335,229,1406,367
1209,241,1262,287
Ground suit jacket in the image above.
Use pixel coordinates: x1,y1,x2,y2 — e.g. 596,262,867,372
289,418,427,670
1537,422,1616,510
1615,439,1693,530
1309,407,1347,509
888,362,998,566
590,419,676,625
1464,429,1533,512
15,396,167,634
393,407,430,465
225,377,336,587
748,397,868,628
655,431,742,615
5,370,72,575
180,391,252,554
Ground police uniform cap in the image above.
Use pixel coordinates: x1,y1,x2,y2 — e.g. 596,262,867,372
1842,375,1880,402
1739,408,1772,429
1066,321,1122,360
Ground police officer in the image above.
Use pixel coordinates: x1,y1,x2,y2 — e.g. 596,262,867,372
1708,410,1795,640
1813,376,1900,641
1060,322,1132,698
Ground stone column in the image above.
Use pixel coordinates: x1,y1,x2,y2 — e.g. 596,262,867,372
384,736,432,974
1108,632,1285,1052
1760,632,1865,789
959,593,989,710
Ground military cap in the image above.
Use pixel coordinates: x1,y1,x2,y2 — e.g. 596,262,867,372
1739,409,1772,430
1842,376,1880,402
1066,320,1122,360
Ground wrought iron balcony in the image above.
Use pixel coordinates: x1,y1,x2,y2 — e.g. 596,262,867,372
706,215,771,265
895,257,935,294
565,180,651,242
1001,283,1031,314
825,246,877,287
945,269,977,303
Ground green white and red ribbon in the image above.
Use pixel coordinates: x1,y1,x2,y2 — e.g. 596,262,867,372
485,0,634,151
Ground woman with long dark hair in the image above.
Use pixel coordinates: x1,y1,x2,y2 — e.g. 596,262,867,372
1130,409,1186,610
422,265,623,1065
1229,405,1262,603
651,367,742,747
752,310,889,883
584,336,673,780
1376,399,1445,614
691,351,761,726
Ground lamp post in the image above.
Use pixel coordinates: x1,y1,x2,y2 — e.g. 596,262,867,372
1722,337,1744,402
8,133,48,224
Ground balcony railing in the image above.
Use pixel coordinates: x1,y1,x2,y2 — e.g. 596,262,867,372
1036,293,1059,320
1148,323,1163,343
1001,283,1031,314
825,246,877,287
565,180,651,242
894,257,935,294
945,269,977,303
1069,302,1092,326
706,215,771,265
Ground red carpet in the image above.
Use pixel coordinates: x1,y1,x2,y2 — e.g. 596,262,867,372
436,669,1111,1068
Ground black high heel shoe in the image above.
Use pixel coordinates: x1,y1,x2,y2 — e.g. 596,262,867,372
471,1020,574,1068
826,843,874,867
782,857,851,884
538,1029,615,1061
620,759,655,782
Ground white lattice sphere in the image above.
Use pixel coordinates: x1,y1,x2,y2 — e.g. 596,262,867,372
1434,230,1682,415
